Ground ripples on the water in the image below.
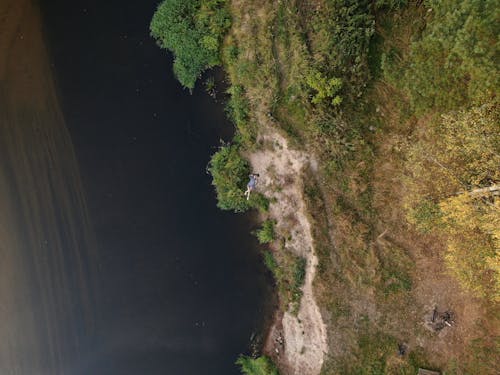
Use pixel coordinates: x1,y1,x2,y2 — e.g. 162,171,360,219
0,1,96,373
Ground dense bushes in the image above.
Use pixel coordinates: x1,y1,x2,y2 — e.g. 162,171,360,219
383,0,499,112
207,143,270,213
207,144,250,212
150,0,230,89
307,0,375,103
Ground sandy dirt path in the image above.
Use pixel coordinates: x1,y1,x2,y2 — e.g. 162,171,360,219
246,129,327,375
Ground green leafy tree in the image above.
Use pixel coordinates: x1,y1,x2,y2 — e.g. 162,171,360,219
440,193,499,301
208,144,250,212
150,0,230,89
405,102,500,203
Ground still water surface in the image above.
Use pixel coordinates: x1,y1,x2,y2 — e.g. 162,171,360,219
0,0,272,374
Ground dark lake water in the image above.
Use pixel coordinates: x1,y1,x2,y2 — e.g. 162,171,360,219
0,0,273,374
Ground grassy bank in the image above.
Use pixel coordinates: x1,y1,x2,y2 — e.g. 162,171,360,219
151,0,499,373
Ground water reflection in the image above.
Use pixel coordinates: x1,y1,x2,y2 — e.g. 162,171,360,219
0,1,96,373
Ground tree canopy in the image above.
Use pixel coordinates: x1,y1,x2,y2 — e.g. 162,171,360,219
405,102,500,301
207,144,250,212
405,0,499,111
150,0,230,89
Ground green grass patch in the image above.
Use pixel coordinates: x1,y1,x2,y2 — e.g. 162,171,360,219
327,332,428,375
407,199,443,233
292,256,306,290
289,255,306,315
226,84,256,144
377,244,413,297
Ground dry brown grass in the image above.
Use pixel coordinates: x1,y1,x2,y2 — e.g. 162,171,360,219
371,80,495,367
306,17,498,367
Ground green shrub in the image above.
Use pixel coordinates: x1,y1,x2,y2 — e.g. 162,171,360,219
208,144,250,212
236,355,279,375
255,220,276,244
150,0,230,89
306,70,343,106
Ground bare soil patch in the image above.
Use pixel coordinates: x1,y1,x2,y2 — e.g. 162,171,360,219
245,126,327,375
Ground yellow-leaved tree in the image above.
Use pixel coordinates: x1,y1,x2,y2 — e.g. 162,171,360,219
405,101,499,300
440,193,499,301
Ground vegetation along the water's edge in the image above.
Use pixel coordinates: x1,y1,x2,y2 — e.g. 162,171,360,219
151,0,499,374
